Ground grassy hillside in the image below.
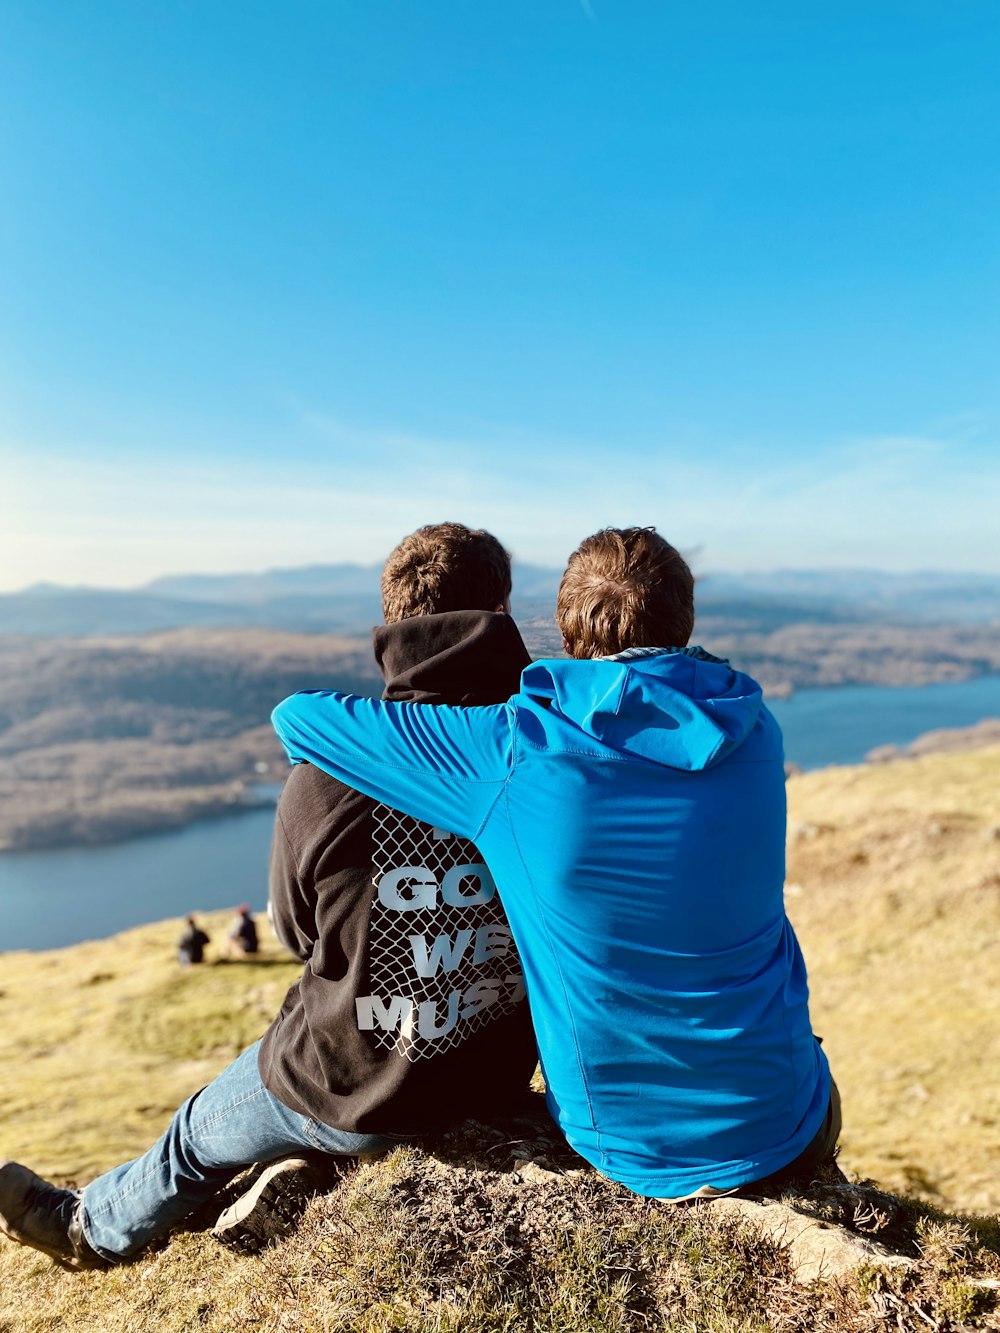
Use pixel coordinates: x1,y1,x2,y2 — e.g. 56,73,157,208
0,748,998,1329
1,1137,997,1332
0,913,303,1183
785,745,1000,1215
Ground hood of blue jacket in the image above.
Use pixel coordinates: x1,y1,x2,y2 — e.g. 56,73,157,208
519,648,767,771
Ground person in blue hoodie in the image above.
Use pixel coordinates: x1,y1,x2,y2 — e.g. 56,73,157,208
267,526,839,1200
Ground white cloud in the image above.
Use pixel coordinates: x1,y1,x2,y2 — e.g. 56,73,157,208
1,425,997,593
706,436,999,571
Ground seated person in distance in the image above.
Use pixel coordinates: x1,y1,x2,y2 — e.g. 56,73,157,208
176,914,210,966
221,904,259,958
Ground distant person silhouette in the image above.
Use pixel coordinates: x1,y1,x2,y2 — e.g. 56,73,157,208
176,915,210,966
222,904,258,959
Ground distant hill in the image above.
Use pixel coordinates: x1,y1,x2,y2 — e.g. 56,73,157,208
2,563,999,853
146,561,565,605
700,568,1000,624
2,610,1000,850
0,630,382,851
144,563,383,601
0,563,566,637
2,564,997,637
0,583,385,637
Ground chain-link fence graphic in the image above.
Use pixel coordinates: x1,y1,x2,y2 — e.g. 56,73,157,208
359,804,524,1061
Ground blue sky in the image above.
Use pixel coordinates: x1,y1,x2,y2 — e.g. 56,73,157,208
1,1,998,592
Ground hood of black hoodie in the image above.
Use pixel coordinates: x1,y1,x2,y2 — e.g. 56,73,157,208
373,610,530,706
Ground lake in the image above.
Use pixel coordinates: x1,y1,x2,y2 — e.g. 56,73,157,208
768,673,1000,770
3,674,1000,953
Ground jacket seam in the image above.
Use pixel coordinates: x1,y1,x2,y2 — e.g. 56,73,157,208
470,711,518,839
311,746,506,786
517,737,782,770
498,728,601,1156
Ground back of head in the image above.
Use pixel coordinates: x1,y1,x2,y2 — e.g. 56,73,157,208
556,526,695,659
381,522,512,622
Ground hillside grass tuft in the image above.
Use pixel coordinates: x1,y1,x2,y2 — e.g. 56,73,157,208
1,1127,997,1332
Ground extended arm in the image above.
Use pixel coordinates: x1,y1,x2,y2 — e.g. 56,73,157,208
271,690,514,841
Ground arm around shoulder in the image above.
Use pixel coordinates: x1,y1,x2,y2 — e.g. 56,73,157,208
271,690,514,840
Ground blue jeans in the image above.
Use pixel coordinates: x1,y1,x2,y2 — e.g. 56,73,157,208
81,1041,409,1261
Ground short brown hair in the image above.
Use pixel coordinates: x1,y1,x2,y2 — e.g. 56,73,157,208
556,526,695,658
381,522,512,623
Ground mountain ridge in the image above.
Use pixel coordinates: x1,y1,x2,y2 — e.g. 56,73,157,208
3,563,999,637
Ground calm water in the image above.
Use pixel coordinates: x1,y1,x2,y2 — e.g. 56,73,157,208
768,673,1000,769
0,806,277,953
3,674,1000,953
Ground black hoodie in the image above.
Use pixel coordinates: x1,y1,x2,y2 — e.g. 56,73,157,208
258,610,538,1133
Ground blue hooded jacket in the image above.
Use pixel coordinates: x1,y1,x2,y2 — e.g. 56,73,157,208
272,646,830,1198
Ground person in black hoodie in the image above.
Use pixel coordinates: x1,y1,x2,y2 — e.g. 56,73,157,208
176,914,210,965
0,524,538,1270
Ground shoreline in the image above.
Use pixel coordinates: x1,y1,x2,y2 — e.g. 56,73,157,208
0,786,280,857
3,689,1000,858
0,784,282,856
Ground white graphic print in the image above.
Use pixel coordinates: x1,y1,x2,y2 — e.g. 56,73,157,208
356,805,526,1061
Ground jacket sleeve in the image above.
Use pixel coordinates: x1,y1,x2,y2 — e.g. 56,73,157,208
267,806,314,962
271,691,513,841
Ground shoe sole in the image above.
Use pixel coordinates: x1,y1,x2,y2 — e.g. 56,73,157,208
211,1156,330,1256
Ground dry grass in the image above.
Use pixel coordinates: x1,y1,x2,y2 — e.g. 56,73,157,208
0,1128,997,1333
0,912,301,1183
0,747,999,1328
786,745,1000,1214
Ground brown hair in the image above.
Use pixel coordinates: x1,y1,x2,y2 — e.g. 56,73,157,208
381,522,512,623
556,526,695,658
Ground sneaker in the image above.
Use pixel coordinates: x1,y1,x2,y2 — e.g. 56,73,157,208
211,1154,333,1256
0,1160,106,1270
